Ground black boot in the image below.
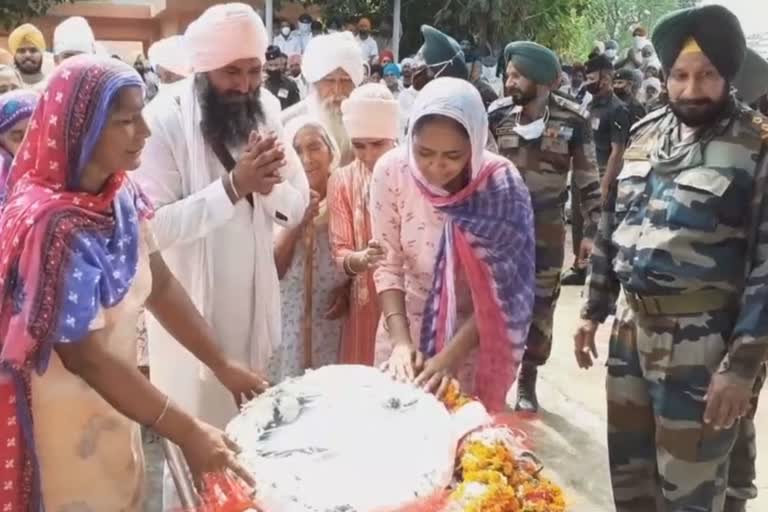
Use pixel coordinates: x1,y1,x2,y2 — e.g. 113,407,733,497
560,266,586,286
723,497,747,512
515,363,539,413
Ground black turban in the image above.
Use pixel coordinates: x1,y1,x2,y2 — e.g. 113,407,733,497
585,55,613,75
652,5,746,81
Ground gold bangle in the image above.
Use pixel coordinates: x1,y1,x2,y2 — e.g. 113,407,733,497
149,396,171,430
383,311,409,332
343,254,358,276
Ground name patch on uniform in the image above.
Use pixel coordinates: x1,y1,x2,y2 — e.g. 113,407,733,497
591,117,601,131
499,135,521,149
278,88,289,99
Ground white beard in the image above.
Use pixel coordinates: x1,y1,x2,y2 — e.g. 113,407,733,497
308,92,352,165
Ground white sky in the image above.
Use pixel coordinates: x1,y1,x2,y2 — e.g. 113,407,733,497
701,0,768,36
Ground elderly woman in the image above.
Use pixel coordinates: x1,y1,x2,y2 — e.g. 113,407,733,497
0,89,38,206
271,116,348,381
0,55,265,510
328,84,399,366
0,65,23,95
372,78,536,412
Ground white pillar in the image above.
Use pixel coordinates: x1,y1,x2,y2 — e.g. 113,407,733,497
265,0,274,43
393,0,402,61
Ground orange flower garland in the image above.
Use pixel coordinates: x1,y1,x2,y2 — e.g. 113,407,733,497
440,384,567,512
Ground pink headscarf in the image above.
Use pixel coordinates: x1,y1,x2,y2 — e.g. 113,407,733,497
341,83,400,140
184,3,269,73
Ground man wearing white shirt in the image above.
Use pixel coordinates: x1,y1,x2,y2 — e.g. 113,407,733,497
274,20,303,57
355,17,379,62
134,0,308,439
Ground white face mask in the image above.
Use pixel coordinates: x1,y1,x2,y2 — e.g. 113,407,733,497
511,105,547,140
281,27,291,37
605,49,617,59
514,118,546,140
299,22,311,33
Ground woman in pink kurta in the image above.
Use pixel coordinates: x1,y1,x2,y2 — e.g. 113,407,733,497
328,84,400,365
372,78,535,412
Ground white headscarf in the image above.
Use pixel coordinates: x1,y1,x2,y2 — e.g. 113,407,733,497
284,115,341,172
185,3,268,73
408,77,488,192
148,36,192,78
302,32,365,86
53,16,96,56
283,116,340,226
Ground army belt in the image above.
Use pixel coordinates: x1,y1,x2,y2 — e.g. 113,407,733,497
624,288,734,316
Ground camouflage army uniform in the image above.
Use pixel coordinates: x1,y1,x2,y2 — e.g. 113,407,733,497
489,93,601,365
582,101,768,511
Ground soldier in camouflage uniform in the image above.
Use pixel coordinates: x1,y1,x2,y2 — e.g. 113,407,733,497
488,42,601,412
574,6,768,511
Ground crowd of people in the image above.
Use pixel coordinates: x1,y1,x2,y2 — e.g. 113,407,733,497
0,2,766,512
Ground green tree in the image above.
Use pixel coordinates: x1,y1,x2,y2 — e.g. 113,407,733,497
0,0,73,30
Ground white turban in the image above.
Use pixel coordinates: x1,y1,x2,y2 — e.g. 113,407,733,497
302,32,365,86
184,3,268,73
342,83,400,140
53,17,96,56
149,36,191,77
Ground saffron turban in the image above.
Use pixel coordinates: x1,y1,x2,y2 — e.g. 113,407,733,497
148,36,191,77
184,3,268,73
8,24,46,55
652,4,745,81
341,83,400,140
302,32,365,86
53,17,96,56
503,41,561,85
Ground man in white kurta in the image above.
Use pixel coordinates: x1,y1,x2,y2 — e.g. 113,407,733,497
134,4,309,430
282,32,365,166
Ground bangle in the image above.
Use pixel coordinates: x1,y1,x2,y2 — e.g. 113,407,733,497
149,396,171,430
384,311,409,332
343,254,358,276
228,172,241,201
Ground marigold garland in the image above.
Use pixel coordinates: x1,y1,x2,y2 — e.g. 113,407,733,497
439,386,567,511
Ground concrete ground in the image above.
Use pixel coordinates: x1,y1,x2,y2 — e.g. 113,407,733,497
515,284,768,511
142,284,768,512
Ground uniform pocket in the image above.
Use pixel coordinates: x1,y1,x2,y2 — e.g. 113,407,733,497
615,161,651,215
666,167,734,232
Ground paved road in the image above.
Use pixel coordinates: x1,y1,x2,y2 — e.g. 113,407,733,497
516,285,768,512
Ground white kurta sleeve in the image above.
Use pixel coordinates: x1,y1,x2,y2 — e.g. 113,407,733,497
133,98,236,252
258,91,310,229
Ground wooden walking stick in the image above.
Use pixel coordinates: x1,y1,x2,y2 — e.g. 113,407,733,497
302,226,315,370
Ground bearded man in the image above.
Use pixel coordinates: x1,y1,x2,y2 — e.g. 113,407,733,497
575,5,768,511
8,23,47,89
282,31,364,165
133,7,308,508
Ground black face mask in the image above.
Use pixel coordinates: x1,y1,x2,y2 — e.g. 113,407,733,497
267,69,282,80
585,81,601,95
359,30,369,38
614,87,630,100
